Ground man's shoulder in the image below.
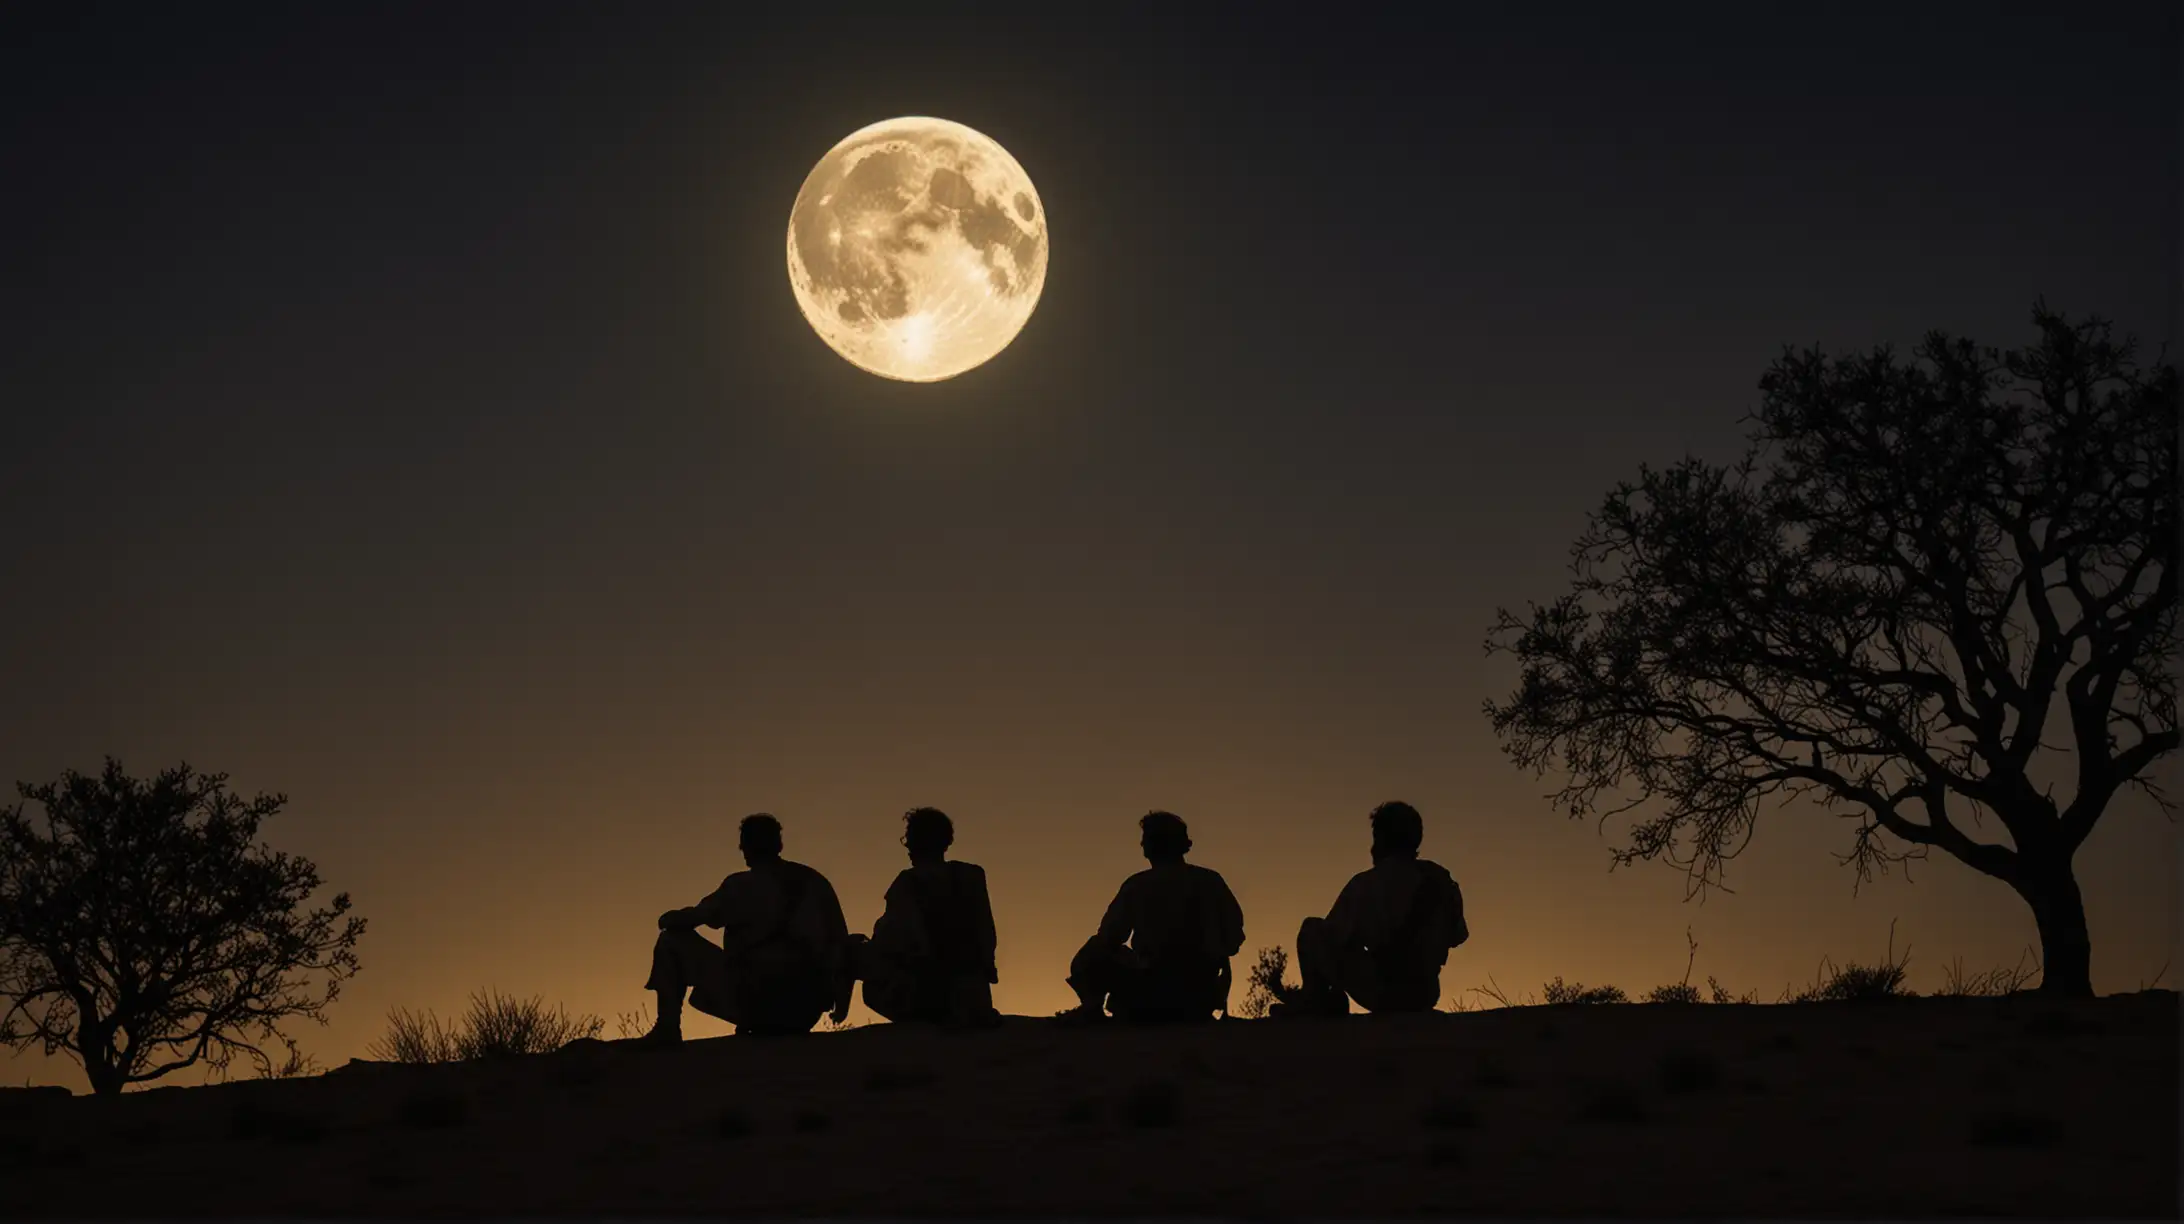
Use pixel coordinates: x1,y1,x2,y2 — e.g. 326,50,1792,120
950,860,987,884
780,859,838,890
1416,859,1458,886
1187,863,1236,890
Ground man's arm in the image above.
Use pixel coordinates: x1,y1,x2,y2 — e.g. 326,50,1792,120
1445,876,1468,949
968,865,999,982
1211,873,1245,959
659,876,737,931
876,872,931,958
1091,875,1138,952
1322,873,1369,949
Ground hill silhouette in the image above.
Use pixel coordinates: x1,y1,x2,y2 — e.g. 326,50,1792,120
1,992,2173,1217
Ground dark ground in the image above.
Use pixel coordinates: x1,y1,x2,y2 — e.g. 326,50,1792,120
1,991,2175,1217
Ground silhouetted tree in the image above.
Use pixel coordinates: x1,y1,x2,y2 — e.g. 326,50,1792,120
0,760,365,1093
1487,305,2175,997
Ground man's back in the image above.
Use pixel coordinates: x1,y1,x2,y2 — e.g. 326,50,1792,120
884,860,997,977
702,859,849,961
1100,861,1245,968
1326,857,1466,969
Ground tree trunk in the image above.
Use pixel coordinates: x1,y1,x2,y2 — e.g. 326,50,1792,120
2017,864,2094,998
82,1049,123,1096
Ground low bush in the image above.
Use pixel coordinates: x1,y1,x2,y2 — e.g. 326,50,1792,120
1236,947,1301,1019
1788,921,1918,1003
1936,950,2039,998
1542,977,1627,1005
368,990,605,1063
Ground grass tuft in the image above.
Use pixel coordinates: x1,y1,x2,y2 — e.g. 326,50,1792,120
1789,921,1918,1002
1542,977,1627,1005
1645,982,1702,1004
1936,949,2039,998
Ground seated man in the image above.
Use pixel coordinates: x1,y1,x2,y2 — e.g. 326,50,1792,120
850,807,1001,1027
1290,801,1468,1015
1063,811,1245,1023
638,813,852,1042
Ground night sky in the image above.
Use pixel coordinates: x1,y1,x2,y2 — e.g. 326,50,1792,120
4,3,2176,1082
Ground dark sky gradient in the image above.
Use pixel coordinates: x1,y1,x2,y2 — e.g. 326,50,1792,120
3,3,2176,1082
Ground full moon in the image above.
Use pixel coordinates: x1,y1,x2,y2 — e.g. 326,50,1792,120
786,117,1048,382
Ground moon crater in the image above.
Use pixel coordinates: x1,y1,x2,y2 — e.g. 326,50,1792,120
787,117,1048,381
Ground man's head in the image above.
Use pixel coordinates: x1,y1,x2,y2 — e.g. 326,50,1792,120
902,806,954,860
1139,810,1191,862
1369,801,1423,861
739,813,784,865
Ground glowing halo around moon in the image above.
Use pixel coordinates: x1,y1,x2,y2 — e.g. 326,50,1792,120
786,117,1048,382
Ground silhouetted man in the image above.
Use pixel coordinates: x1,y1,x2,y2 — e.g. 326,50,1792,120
849,807,1001,1027
1287,801,1467,1015
1062,811,1245,1023
638,813,852,1041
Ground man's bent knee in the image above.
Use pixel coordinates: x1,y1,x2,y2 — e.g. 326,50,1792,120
1068,937,1108,983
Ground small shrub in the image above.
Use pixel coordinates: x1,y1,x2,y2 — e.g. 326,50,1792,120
792,1109,832,1133
369,990,605,1064
369,1007,460,1064
1658,1049,1721,1094
1706,975,1756,1005
1542,977,1626,1005
1420,1096,1478,1129
1936,950,2039,998
454,989,605,1058
714,1107,752,1140
1121,1080,1179,1129
1646,927,1704,1005
615,1004,654,1041
1236,947,1301,1019
1970,1108,2063,1148
394,1089,468,1130
1466,976,1534,1009
1791,921,1918,1002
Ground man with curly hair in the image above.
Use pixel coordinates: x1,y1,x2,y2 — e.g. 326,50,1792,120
849,807,1001,1027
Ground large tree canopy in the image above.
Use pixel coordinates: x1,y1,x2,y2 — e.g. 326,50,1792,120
1486,306,2175,997
0,760,365,1093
